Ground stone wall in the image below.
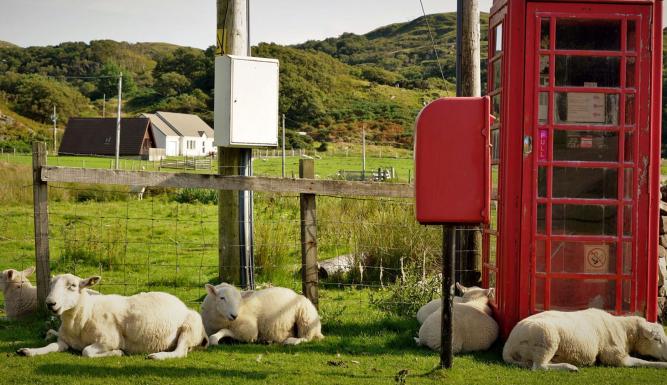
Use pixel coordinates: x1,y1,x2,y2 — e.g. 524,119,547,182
658,185,667,321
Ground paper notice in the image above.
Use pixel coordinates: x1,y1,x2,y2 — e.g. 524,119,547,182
566,93,605,123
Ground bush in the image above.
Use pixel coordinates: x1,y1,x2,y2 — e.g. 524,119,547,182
316,142,328,152
172,188,218,204
370,265,441,317
74,185,130,203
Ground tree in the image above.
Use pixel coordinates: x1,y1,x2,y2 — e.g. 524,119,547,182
155,72,191,97
8,74,93,122
96,61,136,99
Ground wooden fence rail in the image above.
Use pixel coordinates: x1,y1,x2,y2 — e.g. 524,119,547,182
41,166,414,198
32,144,415,311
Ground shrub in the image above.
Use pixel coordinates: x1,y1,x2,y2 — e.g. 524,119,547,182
172,188,218,204
370,264,441,317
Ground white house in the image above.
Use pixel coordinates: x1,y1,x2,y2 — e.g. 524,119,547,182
141,112,216,157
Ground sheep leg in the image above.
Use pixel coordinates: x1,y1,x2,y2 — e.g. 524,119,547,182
146,335,190,360
17,340,68,357
532,362,579,372
82,343,123,358
622,356,667,369
208,328,239,345
283,337,307,345
147,318,202,360
45,329,59,341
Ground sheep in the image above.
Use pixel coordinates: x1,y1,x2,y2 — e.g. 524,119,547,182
416,283,493,324
16,273,208,359
415,285,498,353
503,308,667,371
1,267,37,319
201,283,324,345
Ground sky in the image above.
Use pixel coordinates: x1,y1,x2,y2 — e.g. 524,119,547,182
0,0,493,49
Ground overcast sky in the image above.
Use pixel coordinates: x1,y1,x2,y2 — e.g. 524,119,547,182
0,0,492,49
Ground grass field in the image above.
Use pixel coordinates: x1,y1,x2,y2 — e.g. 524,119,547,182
0,142,416,182
0,150,665,384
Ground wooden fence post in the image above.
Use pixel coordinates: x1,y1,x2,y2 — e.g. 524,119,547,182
299,159,318,308
32,142,50,312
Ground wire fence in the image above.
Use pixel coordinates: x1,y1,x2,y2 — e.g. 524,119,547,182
0,180,482,317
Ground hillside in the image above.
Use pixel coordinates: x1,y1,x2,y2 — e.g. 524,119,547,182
297,13,489,88
0,14,462,149
3,13,662,152
0,99,50,151
0,40,17,48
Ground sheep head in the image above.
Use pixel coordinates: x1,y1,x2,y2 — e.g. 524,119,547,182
45,274,100,316
205,283,242,321
0,267,35,292
636,319,667,361
456,283,495,304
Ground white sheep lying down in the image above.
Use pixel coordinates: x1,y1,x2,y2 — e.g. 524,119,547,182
17,274,208,359
1,267,37,319
503,308,667,371
201,283,324,345
415,285,498,353
415,283,493,324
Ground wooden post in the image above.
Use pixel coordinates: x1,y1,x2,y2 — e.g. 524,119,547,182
456,0,483,287
32,142,50,312
299,159,318,308
217,0,251,286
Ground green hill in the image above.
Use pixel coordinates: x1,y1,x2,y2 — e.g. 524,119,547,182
0,13,462,149
0,40,17,48
4,13,662,151
297,12,489,88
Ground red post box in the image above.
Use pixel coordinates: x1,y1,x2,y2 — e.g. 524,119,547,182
415,97,492,225
484,0,663,337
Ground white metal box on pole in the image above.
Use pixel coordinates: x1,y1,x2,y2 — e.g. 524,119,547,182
214,55,279,147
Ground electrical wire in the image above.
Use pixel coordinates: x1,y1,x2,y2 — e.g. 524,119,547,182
418,0,448,89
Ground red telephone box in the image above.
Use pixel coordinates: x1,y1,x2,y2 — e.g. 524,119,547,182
484,0,663,337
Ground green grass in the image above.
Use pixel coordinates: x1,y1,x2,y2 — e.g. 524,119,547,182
1,151,664,384
2,295,667,385
0,143,416,181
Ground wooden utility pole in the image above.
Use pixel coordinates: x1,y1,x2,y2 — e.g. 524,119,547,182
361,125,366,180
217,0,253,286
115,73,123,170
455,0,482,287
456,0,481,97
282,114,286,178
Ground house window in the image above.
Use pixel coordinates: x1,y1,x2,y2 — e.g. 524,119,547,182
187,140,195,150
104,136,112,145
202,141,206,154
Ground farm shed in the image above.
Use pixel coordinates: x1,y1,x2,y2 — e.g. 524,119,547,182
58,117,155,157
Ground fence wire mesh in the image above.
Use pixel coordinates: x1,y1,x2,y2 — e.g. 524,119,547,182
0,176,483,320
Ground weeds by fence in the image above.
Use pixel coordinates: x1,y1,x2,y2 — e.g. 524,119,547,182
0,145,482,320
